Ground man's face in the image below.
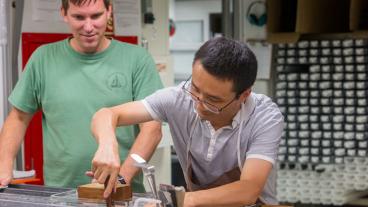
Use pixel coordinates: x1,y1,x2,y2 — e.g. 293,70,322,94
190,61,242,120
61,0,111,53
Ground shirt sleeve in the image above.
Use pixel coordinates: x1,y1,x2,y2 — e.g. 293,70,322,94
132,49,164,101
142,86,179,122
8,47,43,114
245,98,284,165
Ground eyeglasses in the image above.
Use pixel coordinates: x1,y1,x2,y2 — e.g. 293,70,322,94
181,76,237,114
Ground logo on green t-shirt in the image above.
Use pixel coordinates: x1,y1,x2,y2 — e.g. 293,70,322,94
107,73,125,89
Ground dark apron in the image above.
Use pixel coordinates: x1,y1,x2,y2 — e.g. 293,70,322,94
185,150,265,207
184,114,244,192
184,114,265,206
186,149,241,191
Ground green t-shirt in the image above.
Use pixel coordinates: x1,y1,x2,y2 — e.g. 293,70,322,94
9,38,163,191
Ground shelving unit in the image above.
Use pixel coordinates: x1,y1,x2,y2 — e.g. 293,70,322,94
267,1,368,206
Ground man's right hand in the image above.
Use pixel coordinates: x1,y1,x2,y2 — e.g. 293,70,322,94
0,164,13,187
90,141,121,198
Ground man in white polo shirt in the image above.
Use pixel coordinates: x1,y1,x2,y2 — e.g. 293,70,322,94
90,37,284,206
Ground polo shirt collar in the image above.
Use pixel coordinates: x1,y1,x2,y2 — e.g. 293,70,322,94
231,93,256,128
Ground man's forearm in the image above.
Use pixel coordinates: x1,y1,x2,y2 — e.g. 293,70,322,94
119,121,162,183
185,180,261,207
91,108,119,146
0,130,23,168
0,109,32,163
185,159,272,207
0,108,33,186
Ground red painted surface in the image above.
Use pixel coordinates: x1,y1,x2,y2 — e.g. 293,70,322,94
21,33,138,185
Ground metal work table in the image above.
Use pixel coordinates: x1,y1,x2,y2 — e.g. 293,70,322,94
0,184,138,206
1,157,169,207
0,184,73,206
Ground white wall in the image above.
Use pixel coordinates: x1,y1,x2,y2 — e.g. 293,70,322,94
142,0,174,87
0,0,15,125
22,1,68,33
0,0,7,126
170,0,221,81
22,1,146,34
172,0,221,39
143,0,170,57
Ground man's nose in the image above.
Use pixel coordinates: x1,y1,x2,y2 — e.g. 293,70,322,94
193,96,204,106
83,19,94,33
195,99,206,111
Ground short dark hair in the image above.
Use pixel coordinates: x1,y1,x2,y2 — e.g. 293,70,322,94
61,0,110,14
193,37,257,97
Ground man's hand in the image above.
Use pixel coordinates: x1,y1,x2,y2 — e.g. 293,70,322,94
89,141,121,198
0,162,13,187
89,104,157,198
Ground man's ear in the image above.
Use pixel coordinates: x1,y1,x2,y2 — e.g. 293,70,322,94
239,88,251,103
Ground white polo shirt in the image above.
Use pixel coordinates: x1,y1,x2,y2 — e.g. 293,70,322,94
142,82,284,204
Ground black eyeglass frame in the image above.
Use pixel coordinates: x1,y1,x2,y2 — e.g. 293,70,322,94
181,76,238,114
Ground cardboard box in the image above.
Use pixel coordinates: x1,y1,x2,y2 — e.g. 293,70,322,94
296,0,350,34
267,0,300,43
267,0,350,43
350,0,368,32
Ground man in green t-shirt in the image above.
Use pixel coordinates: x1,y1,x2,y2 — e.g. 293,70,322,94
0,0,163,194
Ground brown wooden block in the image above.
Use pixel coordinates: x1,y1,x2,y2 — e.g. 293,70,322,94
77,183,132,201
